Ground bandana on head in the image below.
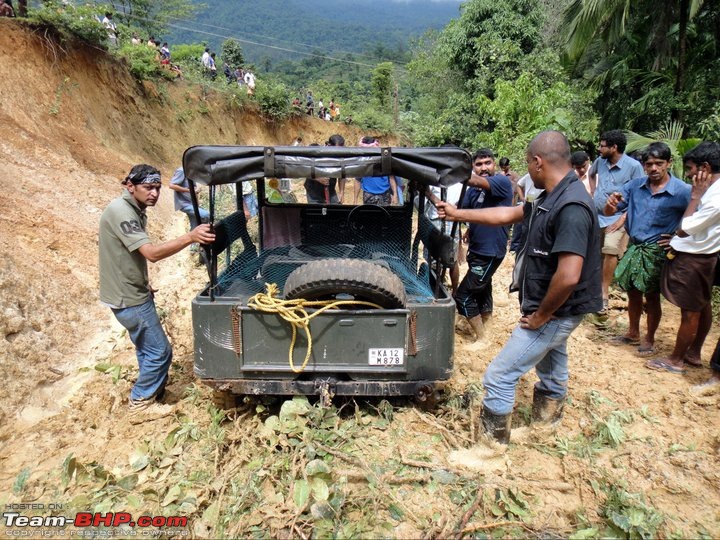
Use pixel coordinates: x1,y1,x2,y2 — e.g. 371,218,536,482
126,172,161,185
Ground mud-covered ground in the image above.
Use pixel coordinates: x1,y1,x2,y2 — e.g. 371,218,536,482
1,19,719,539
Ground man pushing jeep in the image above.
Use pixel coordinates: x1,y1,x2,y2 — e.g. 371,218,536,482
99,164,215,422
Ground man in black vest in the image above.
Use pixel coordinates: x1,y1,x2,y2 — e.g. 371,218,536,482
437,131,602,443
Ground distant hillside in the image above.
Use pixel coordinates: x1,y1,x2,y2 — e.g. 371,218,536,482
170,0,462,63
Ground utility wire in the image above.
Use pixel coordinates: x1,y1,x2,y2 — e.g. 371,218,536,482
163,14,391,64
125,13,404,70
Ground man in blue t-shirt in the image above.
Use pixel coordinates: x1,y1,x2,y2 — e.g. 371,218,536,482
455,148,513,342
589,130,644,315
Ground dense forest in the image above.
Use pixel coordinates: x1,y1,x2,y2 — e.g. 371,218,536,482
169,0,462,64
24,0,720,163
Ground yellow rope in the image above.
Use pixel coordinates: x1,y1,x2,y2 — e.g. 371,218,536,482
246,283,382,373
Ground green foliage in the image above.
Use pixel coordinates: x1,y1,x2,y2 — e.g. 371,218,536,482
221,38,245,69
107,0,199,39
561,0,720,132
405,0,598,158
488,488,531,521
625,121,702,178
13,468,31,494
254,76,292,122
371,62,394,110
599,482,664,539
117,43,169,80
27,2,108,46
439,0,545,92
478,70,597,159
94,362,124,384
698,112,720,141
171,43,205,64
352,108,394,134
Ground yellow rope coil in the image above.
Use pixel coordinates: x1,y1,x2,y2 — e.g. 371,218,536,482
246,283,382,373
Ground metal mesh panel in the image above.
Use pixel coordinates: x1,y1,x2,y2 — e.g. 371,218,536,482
204,179,446,303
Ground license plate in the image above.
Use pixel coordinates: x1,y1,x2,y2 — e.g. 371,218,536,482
368,348,404,366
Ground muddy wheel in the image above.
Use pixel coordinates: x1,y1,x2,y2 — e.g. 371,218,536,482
284,258,407,309
414,384,440,411
211,390,238,410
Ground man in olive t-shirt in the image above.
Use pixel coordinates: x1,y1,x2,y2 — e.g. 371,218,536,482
99,164,214,422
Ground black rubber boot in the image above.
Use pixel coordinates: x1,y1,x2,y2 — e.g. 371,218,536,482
532,386,565,425
480,407,512,444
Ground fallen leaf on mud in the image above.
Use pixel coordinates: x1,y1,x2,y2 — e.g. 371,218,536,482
126,494,142,508
194,499,220,537
293,479,311,509
311,501,335,520
431,470,457,484
129,451,149,471
311,477,330,501
305,458,331,477
161,484,183,507
68,494,90,508
116,474,138,490
388,503,405,521
157,456,177,469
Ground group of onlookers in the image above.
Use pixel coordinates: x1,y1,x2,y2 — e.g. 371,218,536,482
299,92,341,122
432,132,719,443
435,132,719,388
587,132,720,393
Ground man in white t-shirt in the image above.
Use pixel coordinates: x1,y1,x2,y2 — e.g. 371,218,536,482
422,183,464,293
509,173,543,252
101,12,118,47
243,71,256,95
647,142,720,375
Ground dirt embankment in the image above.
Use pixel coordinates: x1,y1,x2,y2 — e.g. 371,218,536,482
1,19,719,539
0,19,359,431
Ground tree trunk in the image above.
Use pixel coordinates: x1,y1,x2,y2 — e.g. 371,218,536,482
672,0,689,121
18,0,27,16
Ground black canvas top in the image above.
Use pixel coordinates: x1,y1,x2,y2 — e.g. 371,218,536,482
182,145,472,188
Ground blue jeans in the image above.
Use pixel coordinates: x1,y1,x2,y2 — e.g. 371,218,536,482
112,299,173,401
483,315,584,415
243,193,258,218
179,206,210,230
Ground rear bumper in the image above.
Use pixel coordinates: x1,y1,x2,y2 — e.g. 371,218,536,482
204,377,444,398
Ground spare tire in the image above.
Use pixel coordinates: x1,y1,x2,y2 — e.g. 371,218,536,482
284,259,407,309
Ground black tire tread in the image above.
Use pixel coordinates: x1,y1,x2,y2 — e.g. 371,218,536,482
283,259,406,309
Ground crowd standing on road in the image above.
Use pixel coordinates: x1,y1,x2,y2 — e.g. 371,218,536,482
434,132,720,443
97,133,719,440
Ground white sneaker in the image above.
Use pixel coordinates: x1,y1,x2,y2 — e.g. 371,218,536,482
128,398,175,424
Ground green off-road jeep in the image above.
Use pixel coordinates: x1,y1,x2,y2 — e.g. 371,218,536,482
182,144,472,402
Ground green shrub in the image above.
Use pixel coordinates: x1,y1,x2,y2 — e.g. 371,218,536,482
172,44,205,65
352,108,394,134
118,44,172,81
27,2,108,46
254,77,292,122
